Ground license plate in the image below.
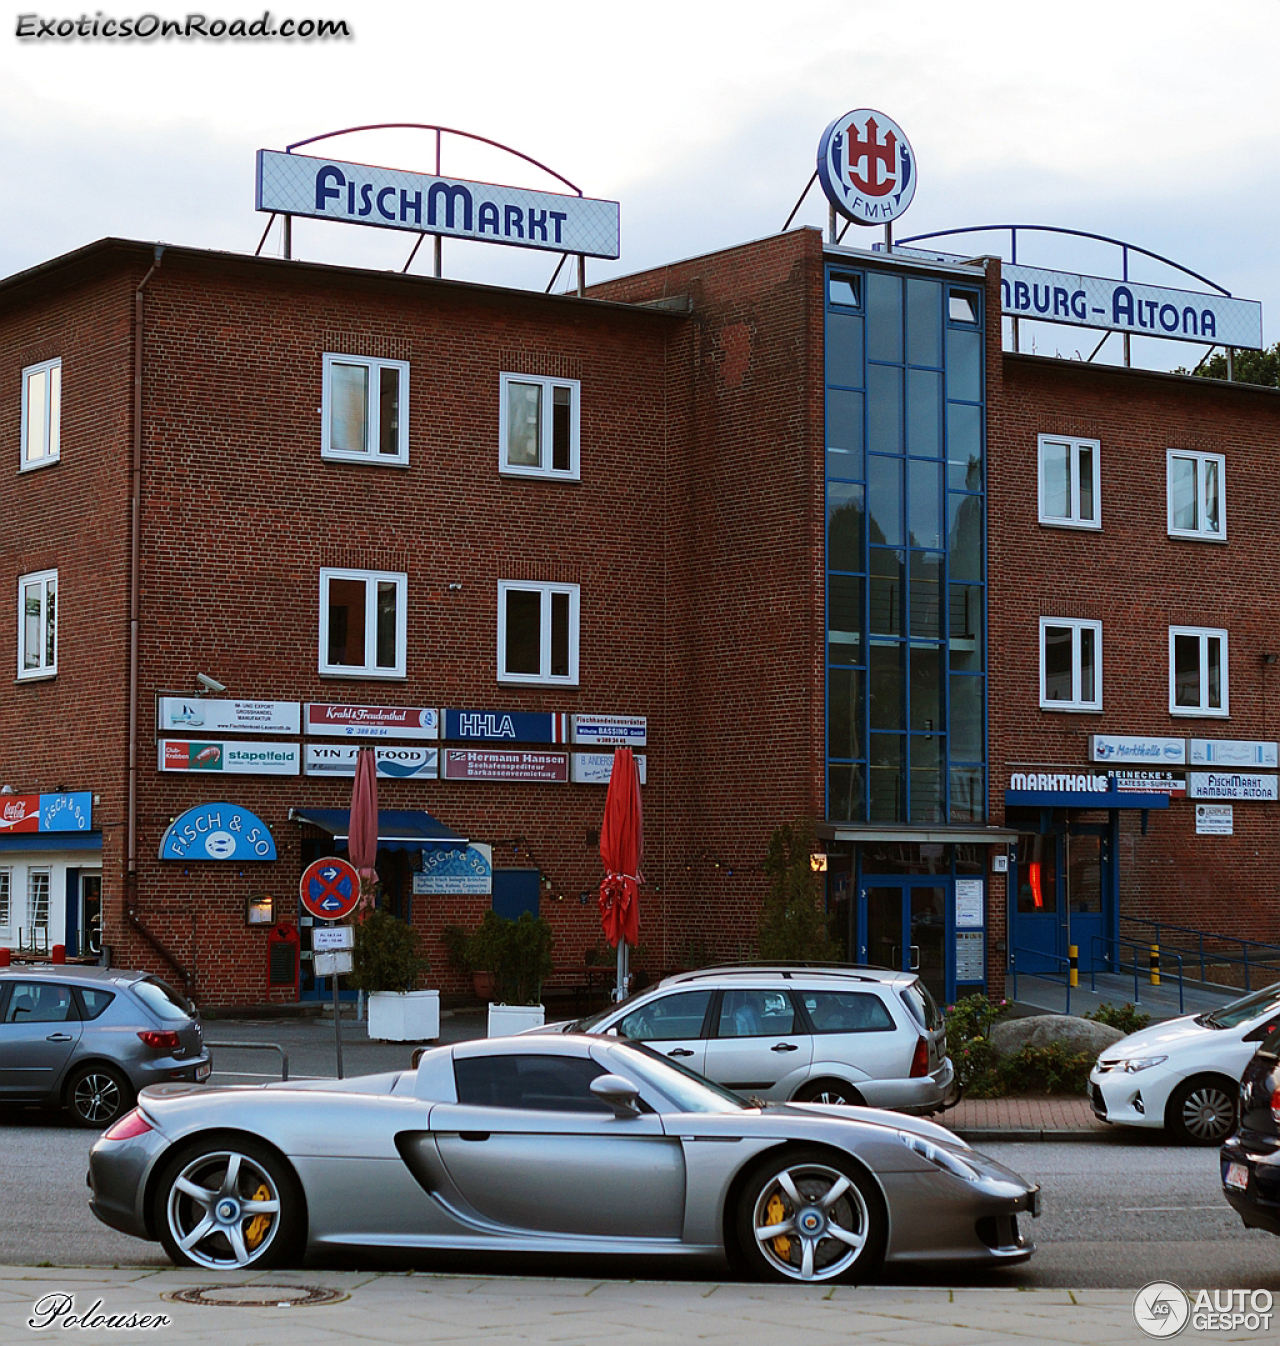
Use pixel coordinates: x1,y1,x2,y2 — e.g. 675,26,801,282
195,1062,211,1082
1225,1162,1250,1191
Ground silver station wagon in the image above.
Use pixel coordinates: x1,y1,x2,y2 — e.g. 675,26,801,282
0,965,210,1127
555,965,953,1113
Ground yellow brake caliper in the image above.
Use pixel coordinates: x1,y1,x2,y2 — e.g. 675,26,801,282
244,1182,273,1251
766,1191,791,1260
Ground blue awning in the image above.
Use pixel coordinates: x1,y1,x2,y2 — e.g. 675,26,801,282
289,808,467,851
0,832,102,853
1004,789,1170,810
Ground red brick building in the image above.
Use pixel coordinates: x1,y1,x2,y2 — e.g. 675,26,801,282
0,226,1274,1009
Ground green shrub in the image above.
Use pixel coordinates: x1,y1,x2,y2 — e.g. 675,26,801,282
944,993,1007,1096
1085,1002,1150,1035
758,818,833,961
349,909,428,994
996,1042,1094,1096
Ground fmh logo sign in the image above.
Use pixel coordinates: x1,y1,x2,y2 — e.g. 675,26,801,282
818,109,916,226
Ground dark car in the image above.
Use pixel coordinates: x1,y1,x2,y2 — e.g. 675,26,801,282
1220,1023,1280,1235
0,965,210,1128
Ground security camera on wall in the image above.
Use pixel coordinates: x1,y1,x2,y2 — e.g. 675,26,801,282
195,672,226,695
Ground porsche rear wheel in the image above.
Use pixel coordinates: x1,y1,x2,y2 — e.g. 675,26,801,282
736,1148,885,1283
155,1137,303,1269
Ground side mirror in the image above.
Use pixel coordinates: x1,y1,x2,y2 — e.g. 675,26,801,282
590,1073,641,1116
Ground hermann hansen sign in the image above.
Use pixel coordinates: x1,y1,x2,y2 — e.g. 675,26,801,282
256,150,621,259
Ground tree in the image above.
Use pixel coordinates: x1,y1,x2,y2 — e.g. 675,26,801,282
1174,342,1280,388
758,817,834,961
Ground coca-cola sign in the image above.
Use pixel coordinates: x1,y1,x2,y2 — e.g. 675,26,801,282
305,703,439,740
0,791,93,833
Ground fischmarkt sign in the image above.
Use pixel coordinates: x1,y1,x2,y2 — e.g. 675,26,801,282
257,151,621,259
1187,772,1278,801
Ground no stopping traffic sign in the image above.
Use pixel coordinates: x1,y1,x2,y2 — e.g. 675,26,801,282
299,855,361,921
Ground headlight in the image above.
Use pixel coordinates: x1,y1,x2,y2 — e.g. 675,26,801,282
897,1130,979,1181
1121,1055,1167,1073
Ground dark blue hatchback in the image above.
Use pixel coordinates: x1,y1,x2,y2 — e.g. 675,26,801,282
1221,1025,1280,1237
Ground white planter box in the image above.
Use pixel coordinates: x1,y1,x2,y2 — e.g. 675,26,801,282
487,1003,546,1037
367,989,440,1042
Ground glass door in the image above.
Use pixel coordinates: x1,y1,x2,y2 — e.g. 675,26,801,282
79,872,102,957
860,881,950,1003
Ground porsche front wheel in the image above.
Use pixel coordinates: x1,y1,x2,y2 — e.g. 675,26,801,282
154,1138,303,1269
736,1148,885,1283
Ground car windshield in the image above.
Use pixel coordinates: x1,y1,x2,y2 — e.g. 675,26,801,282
612,1042,748,1114
571,991,644,1033
133,977,194,1021
1200,982,1280,1030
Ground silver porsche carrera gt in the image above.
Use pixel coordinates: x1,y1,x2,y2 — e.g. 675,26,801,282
88,1033,1039,1283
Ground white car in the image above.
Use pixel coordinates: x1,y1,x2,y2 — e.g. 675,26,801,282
1089,982,1280,1144
545,965,954,1114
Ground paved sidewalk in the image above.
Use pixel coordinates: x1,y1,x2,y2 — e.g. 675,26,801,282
945,1094,1112,1144
0,1265,1157,1345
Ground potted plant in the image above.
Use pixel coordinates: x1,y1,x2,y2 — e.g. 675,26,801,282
442,916,502,1000
445,911,554,1035
350,909,437,1042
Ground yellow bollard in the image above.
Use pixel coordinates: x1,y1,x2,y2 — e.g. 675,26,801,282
1068,944,1079,988
1150,943,1161,986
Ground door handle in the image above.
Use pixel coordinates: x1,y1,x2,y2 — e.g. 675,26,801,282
458,1132,490,1142
45,1033,73,1042
667,1048,694,1058
771,1042,799,1052
909,945,920,971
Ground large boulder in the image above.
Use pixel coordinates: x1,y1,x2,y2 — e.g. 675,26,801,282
989,1014,1124,1060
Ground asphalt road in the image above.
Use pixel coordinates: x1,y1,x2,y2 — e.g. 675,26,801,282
3,1088,1278,1289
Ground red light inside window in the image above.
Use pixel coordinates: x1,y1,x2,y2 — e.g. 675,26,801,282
1029,862,1043,909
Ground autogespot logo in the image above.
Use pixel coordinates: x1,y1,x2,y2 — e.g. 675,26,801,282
1134,1282,1190,1337
1134,1282,1275,1336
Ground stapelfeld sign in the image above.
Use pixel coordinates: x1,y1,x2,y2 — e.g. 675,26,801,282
256,151,621,259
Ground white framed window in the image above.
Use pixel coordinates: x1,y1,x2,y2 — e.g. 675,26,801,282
321,354,409,465
17,569,56,680
21,357,61,470
499,373,580,480
1038,435,1100,529
0,869,10,934
27,868,49,933
1167,450,1225,541
1039,617,1102,711
497,581,580,685
1169,626,1228,716
319,568,407,678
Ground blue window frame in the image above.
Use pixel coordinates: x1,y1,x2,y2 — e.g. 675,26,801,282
824,265,986,824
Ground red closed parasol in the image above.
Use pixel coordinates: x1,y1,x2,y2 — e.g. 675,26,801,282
598,747,642,998
348,746,379,910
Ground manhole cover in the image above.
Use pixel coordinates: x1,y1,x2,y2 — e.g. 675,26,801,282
163,1284,348,1308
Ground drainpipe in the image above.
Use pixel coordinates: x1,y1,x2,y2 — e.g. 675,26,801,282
123,245,191,992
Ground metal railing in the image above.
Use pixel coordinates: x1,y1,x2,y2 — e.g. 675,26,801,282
1089,936,1185,1013
1119,915,1280,994
1008,946,1073,1015
205,1040,290,1081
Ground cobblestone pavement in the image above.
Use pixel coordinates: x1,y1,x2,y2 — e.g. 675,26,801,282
0,1265,1161,1345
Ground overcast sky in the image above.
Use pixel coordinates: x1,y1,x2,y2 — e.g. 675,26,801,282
1,0,1276,366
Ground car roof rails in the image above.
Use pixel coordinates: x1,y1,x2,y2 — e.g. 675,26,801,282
661,961,905,985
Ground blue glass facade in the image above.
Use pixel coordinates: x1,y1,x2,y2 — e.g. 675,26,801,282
824,262,987,825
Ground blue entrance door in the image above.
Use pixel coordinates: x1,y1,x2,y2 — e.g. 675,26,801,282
1010,825,1113,977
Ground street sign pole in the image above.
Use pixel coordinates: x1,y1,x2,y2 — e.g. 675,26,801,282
300,858,362,1080
332,951,344,1079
